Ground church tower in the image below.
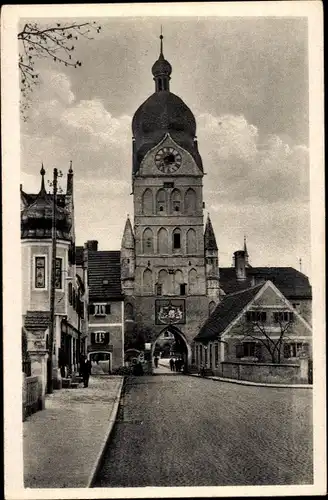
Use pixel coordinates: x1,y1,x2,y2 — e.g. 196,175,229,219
124,34,218,360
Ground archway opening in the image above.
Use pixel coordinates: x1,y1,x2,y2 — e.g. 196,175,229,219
88,351,111,375
152,325,190,373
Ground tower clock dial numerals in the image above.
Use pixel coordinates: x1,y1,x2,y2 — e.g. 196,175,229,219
155,147,182,173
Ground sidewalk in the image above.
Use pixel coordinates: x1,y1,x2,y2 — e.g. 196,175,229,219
190,373,313,389
23,375,124,489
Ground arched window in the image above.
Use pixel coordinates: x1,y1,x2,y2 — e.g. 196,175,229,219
184,188,197,215
142,188,153,215
157,269,168,295
125,302,134,320
142,228,154,254
188,268,198,294
172,228,181,252
186,228,197,254
157,227,169,254
170,189,182,214
156,189,167,214
174,269,185,296
143,269,153,293
209,301,216,316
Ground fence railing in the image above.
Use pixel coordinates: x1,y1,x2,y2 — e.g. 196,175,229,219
23,375,42,421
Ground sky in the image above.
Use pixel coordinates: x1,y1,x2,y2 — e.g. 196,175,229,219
20,16,311,277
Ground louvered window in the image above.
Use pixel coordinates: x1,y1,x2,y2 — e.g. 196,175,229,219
274,311,294,323
246,311,267,323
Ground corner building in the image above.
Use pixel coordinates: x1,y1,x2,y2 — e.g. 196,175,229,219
121,36,220,364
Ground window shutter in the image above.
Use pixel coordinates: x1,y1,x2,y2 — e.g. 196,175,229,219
273,312,278,323
105,304,111,314
262,312,267,322
236,344,243,358
246,312,251,322
290,312,294,323
90,332,95,344
104,332,110,344
283,344,290,359
88,304,95,315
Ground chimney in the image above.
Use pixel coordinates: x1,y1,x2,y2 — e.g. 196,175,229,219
86,240,98,251
234,250,247,281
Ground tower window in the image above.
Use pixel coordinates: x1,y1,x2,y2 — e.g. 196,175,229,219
180,284,186,296
173,233,181,249
174,202,180,212
156,284,162,296
159,206,164,212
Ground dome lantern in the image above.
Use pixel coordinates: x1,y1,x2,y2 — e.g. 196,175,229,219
151,31,172,92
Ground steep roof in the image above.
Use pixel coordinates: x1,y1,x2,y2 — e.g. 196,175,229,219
88,250,123,301
24,311,50,331
204,215,218,251
219,267,312,299
194,284,263,343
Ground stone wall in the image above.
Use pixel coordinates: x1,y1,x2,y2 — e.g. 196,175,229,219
215,360,310,385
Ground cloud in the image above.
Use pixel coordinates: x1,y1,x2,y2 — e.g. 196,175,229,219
197,112,309,205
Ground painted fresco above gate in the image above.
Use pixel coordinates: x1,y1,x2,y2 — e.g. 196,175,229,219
155,299,185,325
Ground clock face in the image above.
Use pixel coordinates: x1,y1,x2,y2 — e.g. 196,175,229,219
155,147,182,173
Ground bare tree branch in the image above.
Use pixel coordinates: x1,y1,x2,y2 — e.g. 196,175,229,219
18,20,102,117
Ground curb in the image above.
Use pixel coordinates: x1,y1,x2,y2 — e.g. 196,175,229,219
189,373,313,389
86,376,125,487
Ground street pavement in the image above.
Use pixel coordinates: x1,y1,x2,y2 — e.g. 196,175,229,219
94,374,313,487
23,375,123,488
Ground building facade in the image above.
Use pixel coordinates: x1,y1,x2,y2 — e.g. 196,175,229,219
194,280,312,383
84,241,125,372
21,163,87,391
120,36,220,366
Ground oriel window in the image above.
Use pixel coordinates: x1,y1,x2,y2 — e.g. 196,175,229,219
35,256,46,288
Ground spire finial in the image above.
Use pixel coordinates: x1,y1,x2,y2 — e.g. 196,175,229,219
299,257,302,272
160,26,163,56
69,160,73,173
40,163,46,193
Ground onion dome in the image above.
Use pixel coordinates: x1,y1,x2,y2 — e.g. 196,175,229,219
21,165,72,240
132,32,203,174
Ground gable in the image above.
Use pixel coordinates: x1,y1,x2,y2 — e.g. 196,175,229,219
138,134,202,177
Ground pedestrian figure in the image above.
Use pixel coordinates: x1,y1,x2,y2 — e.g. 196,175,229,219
173,358,176,372
81,355,91,387
169,358,174,371
154,355,159,368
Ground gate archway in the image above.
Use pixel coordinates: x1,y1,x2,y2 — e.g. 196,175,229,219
151,325,191,371
87,351,112,374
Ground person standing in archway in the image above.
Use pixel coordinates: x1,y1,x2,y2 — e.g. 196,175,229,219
169,357,174,371
154,355,159,368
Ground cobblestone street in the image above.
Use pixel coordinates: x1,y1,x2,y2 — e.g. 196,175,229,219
94,375,313,487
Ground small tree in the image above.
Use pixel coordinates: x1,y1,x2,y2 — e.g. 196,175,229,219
235,310,294,364
125,324,153,352
18,20,101,115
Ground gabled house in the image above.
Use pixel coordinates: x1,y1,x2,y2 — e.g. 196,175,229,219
194,280,312,381
85,241,125,373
